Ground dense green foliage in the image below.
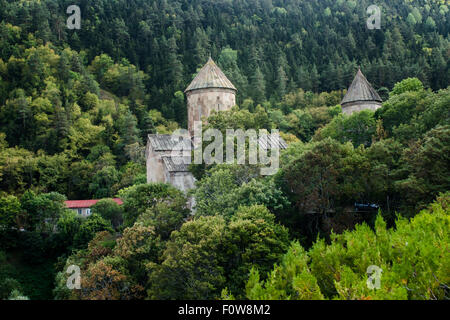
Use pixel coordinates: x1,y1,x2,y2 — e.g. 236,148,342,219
0,0,448,300
1,0,448,112
244,193,450,300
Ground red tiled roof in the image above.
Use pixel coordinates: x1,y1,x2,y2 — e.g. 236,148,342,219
65,198,123,209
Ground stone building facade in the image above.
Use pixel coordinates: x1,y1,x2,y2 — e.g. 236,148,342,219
146,58,237,192
146,57,286,194
146,134,194,193
341,69,383,115
185,58,237,136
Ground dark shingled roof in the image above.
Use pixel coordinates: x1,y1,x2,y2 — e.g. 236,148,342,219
162,156,191,172
185,57,237,93
148,134,192,151
341,69,382,105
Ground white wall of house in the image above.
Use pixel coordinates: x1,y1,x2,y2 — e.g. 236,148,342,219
70,208,92,217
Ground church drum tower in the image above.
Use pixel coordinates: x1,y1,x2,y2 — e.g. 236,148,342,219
184,57,237,136
341,68,383,115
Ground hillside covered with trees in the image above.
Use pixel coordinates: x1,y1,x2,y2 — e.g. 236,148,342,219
0,0,449,300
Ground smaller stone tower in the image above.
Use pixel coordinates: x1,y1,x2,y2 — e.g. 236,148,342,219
341,69,383,115
185,57,237,136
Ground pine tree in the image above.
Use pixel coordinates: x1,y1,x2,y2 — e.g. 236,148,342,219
193,27,210,68
250,67,266,104
310,65,320,93
218,47,248,102
297,66,312,92
276,65,288,98
165,36,184,91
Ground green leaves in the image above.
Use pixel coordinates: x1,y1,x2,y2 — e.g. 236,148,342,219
148,215,228,300
119,183,188,227
315,110,377,148
245,194,450,300
280,138,358,218
194,165,289,219
73,214,113,249
20,191,68,232
91,198,124,230
150,205,290,299
194,168,241,218
0,194,21,228
396,125,450,211
226,205,290,296
245,241,322,300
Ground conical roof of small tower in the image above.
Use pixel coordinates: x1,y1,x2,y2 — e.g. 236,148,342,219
341,69,382,105
185,57,237,93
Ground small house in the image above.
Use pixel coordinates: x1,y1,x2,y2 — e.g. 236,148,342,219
65,198,123,217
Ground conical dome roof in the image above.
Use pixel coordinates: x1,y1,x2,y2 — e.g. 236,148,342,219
185,57,237,93
341,69,382,105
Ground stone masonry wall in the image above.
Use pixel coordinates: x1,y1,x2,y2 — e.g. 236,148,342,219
186,88,236,136
342,101,382,115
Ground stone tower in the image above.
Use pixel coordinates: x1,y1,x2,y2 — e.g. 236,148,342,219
341,68,383,115
185,57,237,136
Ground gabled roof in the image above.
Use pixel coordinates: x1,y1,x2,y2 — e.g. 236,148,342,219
148,134,193,152
185,57,237,93
341,69,382,105
65,198,123,209
162,156,191,172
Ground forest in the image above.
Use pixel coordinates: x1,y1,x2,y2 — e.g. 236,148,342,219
0,0,449,300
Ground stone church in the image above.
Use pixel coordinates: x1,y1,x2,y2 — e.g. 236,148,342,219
146,58,239,192
341,68,383,115
146,57,287,192
185,57,238,136
147,59,382,192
